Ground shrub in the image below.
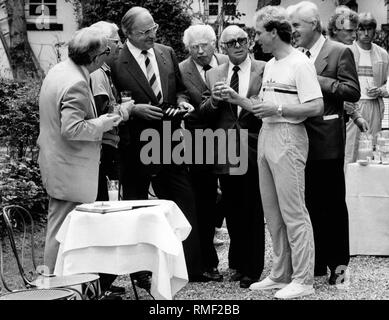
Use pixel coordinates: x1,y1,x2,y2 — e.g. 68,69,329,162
0,79,47,219
78,0,192,61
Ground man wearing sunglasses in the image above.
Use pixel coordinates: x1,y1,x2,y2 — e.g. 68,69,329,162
111,7,211,283
38,27,122,276
200,25,266,289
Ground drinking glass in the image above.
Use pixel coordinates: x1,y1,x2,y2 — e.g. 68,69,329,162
107,179,119,201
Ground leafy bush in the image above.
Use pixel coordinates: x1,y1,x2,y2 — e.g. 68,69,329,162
78,0,192,61
0,79,47,219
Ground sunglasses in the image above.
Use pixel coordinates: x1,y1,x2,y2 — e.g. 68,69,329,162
94,46,111,60
223,37,248,48
135,23,159,36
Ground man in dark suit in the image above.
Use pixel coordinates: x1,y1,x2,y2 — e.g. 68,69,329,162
200,25,266,289
179,24,228,281
288,1,361,286
111,6,210,282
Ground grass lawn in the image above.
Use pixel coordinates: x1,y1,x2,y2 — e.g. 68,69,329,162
1,222,388,300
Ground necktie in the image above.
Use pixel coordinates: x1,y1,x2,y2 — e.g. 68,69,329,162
203,64,212,81
305,50,311,58
230,65,240,117
141,50,163,103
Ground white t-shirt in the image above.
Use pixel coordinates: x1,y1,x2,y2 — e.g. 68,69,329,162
259,48,322,124
356,45,374,100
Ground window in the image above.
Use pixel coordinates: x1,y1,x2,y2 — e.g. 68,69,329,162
27,0,57,18
25,1,63,31
207,0,236,17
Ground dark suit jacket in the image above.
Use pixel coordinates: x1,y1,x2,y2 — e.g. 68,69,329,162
200,58,266,175
179,53,229,130
305,39,360,160
110,43,189,174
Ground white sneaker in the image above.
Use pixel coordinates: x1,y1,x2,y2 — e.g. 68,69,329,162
274,282,314,299
249,276,288,291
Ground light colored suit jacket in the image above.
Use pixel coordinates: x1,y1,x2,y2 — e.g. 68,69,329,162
38,58,105,203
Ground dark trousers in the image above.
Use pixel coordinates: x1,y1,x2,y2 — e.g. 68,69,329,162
189,168,219,270
120,160,204,277
305,158,350,274
218,163,265,279
96,144,120,201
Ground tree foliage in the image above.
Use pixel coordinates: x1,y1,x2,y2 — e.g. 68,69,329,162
78,0,193,61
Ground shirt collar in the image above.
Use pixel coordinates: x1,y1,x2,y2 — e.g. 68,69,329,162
80,65,90,82
193,55,218,72
306,35,326,61
126,39,155,59
228,54,251,73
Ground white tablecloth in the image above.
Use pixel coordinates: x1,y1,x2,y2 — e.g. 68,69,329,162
54,199,192,300
346,163,389,255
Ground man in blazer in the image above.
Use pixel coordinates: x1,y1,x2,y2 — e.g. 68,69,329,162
179,24,228,281
288,2,360,286
38,27,121,273
200,25,266,289
111,7,210,282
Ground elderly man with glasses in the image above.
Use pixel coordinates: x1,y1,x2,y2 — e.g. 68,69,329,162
200,25,266,289
110,7,214,283
179,24,228,282
38,26,122,275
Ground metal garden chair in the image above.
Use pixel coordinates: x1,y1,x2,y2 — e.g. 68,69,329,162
1,205,100,300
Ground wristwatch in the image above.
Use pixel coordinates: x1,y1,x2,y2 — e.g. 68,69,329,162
277,104,283,117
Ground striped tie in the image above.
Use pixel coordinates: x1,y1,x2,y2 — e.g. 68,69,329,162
230,65,240,117
142,50,163,103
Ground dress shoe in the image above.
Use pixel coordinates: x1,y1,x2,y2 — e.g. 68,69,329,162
229,271,243,282
249,276,288,291
203,268,223,282
274,282,314,299
314,267,328,277
99,291,123,300
239,276,259,289
131,271,152,291
109,284,126,294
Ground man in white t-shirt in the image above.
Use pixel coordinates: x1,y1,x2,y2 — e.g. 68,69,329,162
216,6,323,299
345,13,389,164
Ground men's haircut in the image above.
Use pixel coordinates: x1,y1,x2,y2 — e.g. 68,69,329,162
68,27,107,66
90,21,119,39
358,12,377,29
220,25,248,47
286,1,322,33
328,5,359,37
182,24,216,49
254,6,292,44
121,6,150,36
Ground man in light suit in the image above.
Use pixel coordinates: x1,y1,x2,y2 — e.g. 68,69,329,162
111,7,211,282
38,27,122,273
179,24,228,281
288,1,360,286
200,25,266,289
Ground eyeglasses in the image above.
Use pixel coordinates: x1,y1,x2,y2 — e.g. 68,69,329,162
107,38,121,45
223,37,248,48
134,23,159,36
93,46,111,60
190,42,212,51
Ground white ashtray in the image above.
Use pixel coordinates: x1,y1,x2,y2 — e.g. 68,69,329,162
357,159,368,166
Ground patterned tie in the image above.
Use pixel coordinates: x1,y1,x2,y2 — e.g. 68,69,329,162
230,65,240,117
305,50,311,58
141,50,163,103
